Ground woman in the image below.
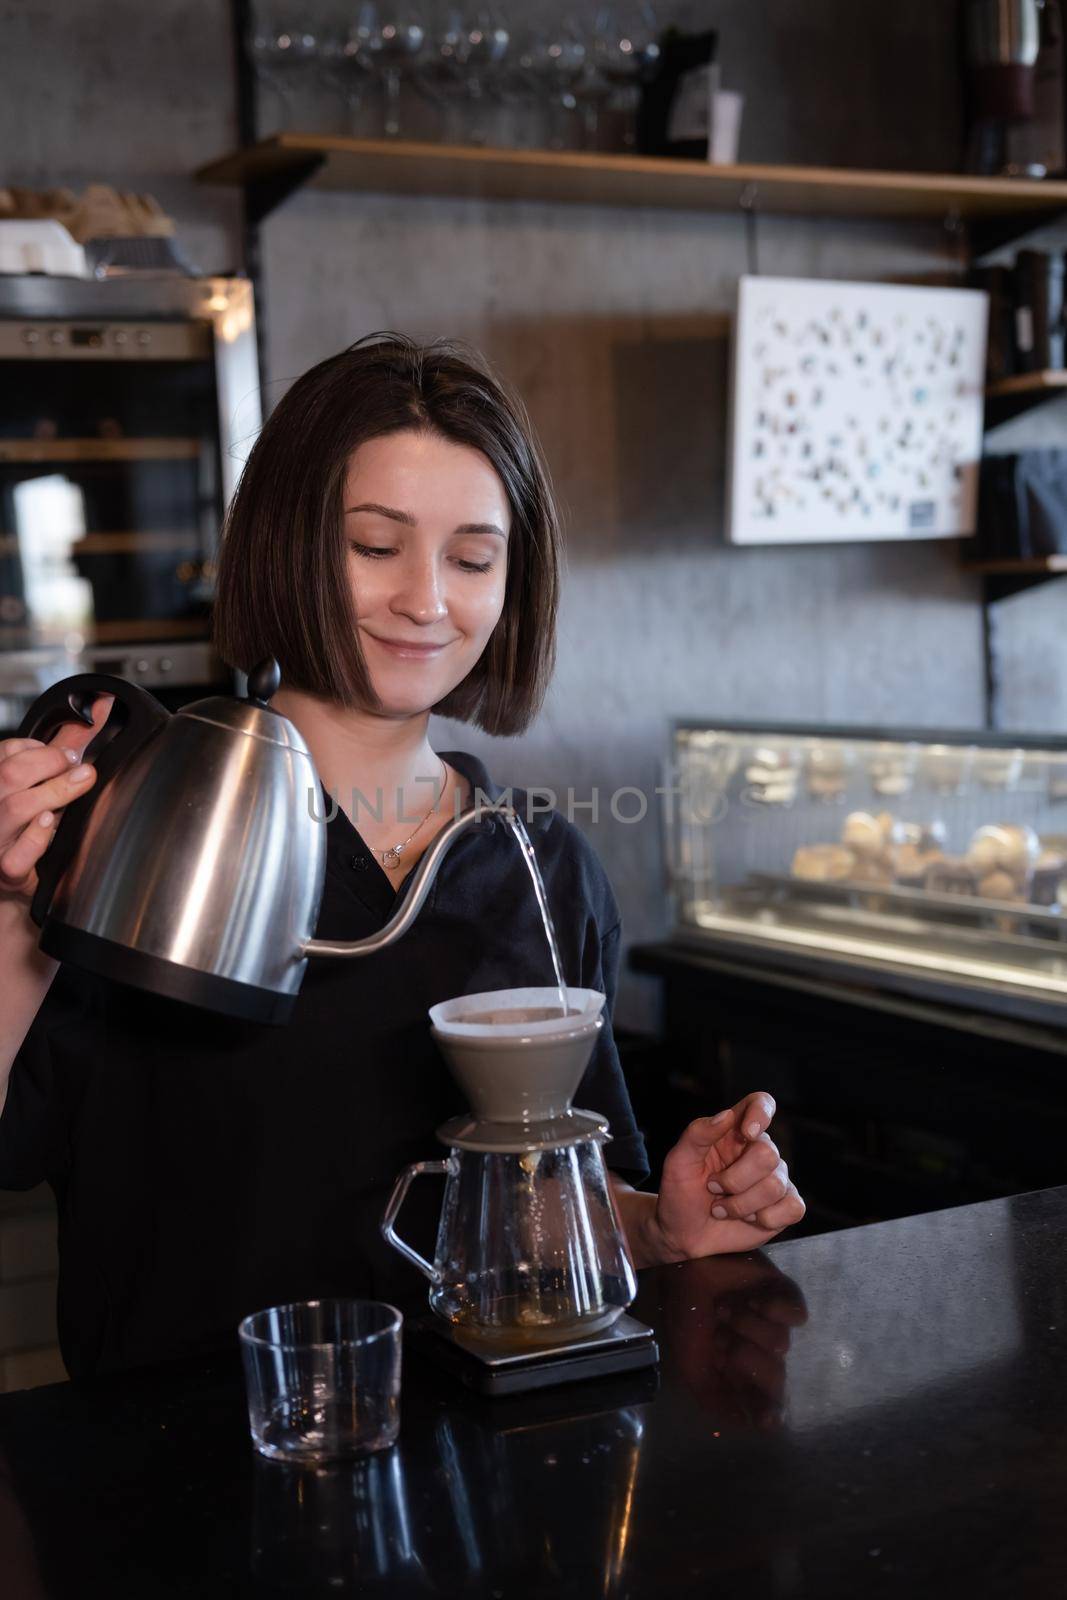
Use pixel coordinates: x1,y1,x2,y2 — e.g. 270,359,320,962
0,334,805,1379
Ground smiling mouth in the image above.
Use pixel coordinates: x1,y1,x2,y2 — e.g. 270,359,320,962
367,634,455,653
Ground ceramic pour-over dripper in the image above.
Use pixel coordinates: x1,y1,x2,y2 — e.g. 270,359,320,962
428,987,607,1152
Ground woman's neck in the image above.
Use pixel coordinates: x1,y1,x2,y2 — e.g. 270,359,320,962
272,687,448,829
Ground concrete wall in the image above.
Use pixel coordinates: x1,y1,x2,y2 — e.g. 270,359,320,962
0,0,243,276
3,0,1063,1040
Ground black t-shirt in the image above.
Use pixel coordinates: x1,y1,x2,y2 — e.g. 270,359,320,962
0,750,648,1378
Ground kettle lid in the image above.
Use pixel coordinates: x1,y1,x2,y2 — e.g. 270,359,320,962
177,658,312,755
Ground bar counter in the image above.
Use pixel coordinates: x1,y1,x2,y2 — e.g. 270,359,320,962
1,1186,1065,1597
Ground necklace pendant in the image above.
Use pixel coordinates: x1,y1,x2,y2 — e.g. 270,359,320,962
382,846,402,867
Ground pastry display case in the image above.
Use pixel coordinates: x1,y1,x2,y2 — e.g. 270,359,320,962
663,721,1067,1020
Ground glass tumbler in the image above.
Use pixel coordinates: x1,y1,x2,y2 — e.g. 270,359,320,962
239,1299,402,1463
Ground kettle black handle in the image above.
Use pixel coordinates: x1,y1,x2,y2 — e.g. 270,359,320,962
15,673,171,930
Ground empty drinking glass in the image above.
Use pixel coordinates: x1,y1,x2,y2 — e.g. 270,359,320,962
239,1299,403,1463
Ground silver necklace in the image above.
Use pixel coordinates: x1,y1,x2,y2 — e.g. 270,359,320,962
374,758,448,869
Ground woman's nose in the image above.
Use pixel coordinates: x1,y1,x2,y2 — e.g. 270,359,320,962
391,557,448,622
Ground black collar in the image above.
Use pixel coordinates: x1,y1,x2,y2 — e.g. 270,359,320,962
318,749,504,917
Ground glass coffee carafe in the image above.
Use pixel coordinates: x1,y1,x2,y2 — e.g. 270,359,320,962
381,987,638,1346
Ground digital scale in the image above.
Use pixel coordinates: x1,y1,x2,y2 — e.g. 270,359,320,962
406,1313,659,1397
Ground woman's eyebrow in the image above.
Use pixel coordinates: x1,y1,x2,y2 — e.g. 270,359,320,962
345,501,416,525
345,503,506,539
454,522,507,539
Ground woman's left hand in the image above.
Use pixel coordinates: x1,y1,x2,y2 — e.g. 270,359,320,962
646,1092,806,1262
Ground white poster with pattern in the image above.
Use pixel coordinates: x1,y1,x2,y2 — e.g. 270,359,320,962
727,276,989,545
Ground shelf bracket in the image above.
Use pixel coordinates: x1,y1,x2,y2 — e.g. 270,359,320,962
944,206,966,269
739,182,760,275
244,154,326,227
969,206,1067,261
983,569,1067,604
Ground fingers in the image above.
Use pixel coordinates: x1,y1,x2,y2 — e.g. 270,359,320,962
726,1090,777,1143
665,1090,776,1173
707,1132,781,1203
0,732,103,893
690,1215,775,1254
751,1183,806,1234
0,756,96,838
0,694,113,898
709,1157,791,1223
662,1107,735,1174
0,807,60,888
0,741,81,802
0,738,51,761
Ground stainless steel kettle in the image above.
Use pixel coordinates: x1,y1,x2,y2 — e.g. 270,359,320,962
16,659,514,1024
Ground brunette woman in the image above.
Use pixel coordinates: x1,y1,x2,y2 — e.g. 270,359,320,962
0,334,804,1377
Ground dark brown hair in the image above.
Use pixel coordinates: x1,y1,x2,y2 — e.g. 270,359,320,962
212,332,562,735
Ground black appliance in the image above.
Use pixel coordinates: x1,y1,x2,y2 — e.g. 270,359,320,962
0,274,260,732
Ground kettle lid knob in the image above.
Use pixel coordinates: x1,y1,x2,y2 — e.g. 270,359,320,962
247,658,281,707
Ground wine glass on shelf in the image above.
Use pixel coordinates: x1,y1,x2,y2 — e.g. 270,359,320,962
458,6,511,146
497,15,547,150
246,2,321,134
309,1,370,133
521,9,587,152
420,6,469,145
361,2,430,138
592,2,661,151
574,49,613,151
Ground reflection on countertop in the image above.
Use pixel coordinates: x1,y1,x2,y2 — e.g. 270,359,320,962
0,1187,1065,1598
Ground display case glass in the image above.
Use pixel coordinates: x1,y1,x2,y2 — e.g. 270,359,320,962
665,721,1067,1018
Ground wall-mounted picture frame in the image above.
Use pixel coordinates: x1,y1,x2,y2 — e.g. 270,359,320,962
726,275,989,546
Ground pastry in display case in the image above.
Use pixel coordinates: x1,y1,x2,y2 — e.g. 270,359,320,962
663,722,1067,1019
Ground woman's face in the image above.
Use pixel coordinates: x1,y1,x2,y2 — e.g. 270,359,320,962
343,429,510,716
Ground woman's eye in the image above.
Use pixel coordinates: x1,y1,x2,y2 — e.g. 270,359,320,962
350,543,394,560
350,541,492,574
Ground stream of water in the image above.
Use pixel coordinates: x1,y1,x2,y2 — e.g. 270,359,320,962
501,812,572,1017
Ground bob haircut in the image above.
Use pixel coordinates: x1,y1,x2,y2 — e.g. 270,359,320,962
213,331,562,736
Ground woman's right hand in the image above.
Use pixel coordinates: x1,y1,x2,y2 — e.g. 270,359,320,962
0,694,114,914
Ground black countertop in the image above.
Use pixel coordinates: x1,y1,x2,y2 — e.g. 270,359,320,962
2,1187,1067,1598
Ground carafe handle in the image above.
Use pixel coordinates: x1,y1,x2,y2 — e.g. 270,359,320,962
380,1160,452,1285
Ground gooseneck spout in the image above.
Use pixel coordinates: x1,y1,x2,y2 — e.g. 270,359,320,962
301,802,517,958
